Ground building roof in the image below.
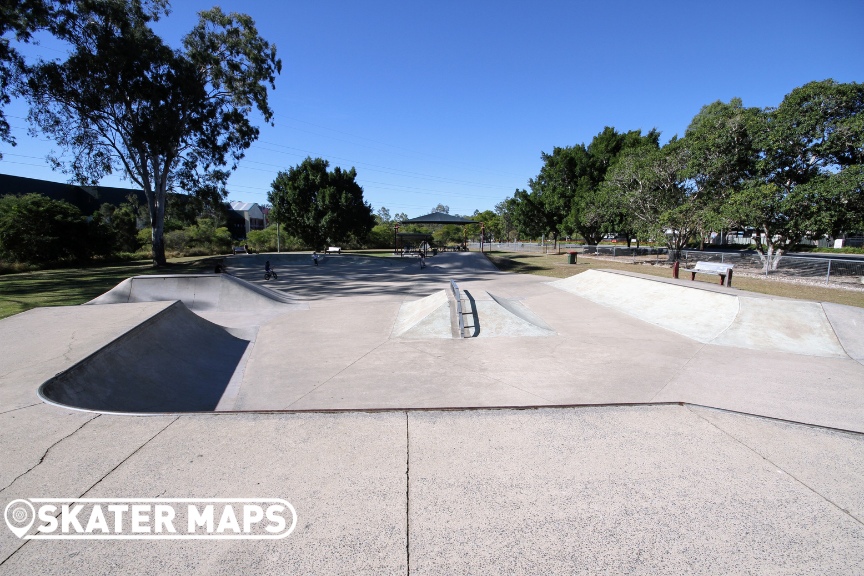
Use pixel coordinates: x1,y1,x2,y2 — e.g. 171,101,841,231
401,212,479,224
229,201,259,212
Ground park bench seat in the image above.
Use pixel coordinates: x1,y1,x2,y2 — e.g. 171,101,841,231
326,247,341,255
681,261,734,286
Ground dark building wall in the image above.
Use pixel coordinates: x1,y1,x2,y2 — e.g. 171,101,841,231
0,174,146,214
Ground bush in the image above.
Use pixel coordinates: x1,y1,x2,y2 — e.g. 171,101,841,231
0,194,90,263
365,223,396,249
246,225,307,252
157,219,234,257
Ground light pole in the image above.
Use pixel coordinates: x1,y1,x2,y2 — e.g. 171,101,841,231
394,224,400,255
480,222,485,253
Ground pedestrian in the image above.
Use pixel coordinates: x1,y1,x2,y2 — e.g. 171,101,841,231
419,252,426,269
312,252,319,266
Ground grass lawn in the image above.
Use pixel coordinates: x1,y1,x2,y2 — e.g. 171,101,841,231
0,256,223,320
343,249,395,258
484,250,864,309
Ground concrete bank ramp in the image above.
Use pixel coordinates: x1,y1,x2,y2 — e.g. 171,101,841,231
551,270,850,358
87,274,306,312
470,292,554,338
39,301,251,413
391,290,452,339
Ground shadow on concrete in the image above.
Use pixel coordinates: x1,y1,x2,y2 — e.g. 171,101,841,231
227,253,501,301
39,302,250,413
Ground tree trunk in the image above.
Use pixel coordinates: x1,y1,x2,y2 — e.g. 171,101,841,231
148,184,168,266
151,223,166,266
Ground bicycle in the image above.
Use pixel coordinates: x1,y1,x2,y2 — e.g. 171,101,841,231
264,270,277,280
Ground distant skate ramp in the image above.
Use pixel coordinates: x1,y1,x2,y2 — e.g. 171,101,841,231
551,270,850,358
87,274,306,312
39,301,251,413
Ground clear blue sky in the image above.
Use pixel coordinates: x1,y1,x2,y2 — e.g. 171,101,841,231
3,0,863,217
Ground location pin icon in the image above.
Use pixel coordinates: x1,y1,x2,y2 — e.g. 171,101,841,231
4,500,36,538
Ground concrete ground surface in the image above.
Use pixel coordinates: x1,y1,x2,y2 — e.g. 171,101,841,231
1,251,863,574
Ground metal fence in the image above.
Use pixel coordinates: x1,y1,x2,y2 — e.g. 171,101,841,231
679,251,864,286
474,241,585,253
481,242,864,287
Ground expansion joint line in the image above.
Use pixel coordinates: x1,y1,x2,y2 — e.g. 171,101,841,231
0,402,42,416
649,342,706,402
686,405,864,528
405,410,410,576
0,416,180,569
286,340,389,409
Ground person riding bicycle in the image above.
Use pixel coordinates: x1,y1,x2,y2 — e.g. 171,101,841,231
265,260,271,273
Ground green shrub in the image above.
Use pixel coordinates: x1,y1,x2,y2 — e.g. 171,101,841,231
0,194,90,263
246,225,306,252
365,223,396,249
156,219,234,257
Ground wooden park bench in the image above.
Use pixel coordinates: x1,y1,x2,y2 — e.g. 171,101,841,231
326,246,341,255
681,261,734,287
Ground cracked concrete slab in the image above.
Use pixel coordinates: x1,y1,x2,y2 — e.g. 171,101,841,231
0,412,407,575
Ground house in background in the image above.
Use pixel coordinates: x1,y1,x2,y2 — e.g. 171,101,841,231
228,201,267,239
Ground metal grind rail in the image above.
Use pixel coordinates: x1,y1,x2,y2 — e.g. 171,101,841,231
450,280,465,339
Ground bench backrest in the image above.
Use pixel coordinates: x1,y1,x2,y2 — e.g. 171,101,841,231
693,261,733,273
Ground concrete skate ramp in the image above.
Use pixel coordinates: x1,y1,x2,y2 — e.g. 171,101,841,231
712,298,846,357
822,303,864,365
487,292,553,332
391,290,452,339
470,292,554,338
39,301,251,413
87,274,306,312
551,270,850,358
551,270,738,342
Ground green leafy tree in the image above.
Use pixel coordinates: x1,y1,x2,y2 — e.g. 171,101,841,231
494,198,516,241
96,200,140,253
375,206,391,224
431,224,462,246
25,2,281,265
268,157,376,250
603,137,707,257
0,0,70,154
728,80,864,265
0,193,89,262
519,128,661,249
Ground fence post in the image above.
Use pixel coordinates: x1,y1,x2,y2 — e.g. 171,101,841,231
826,259,832,284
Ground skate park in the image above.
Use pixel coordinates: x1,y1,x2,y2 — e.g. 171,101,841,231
1,251,863,574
